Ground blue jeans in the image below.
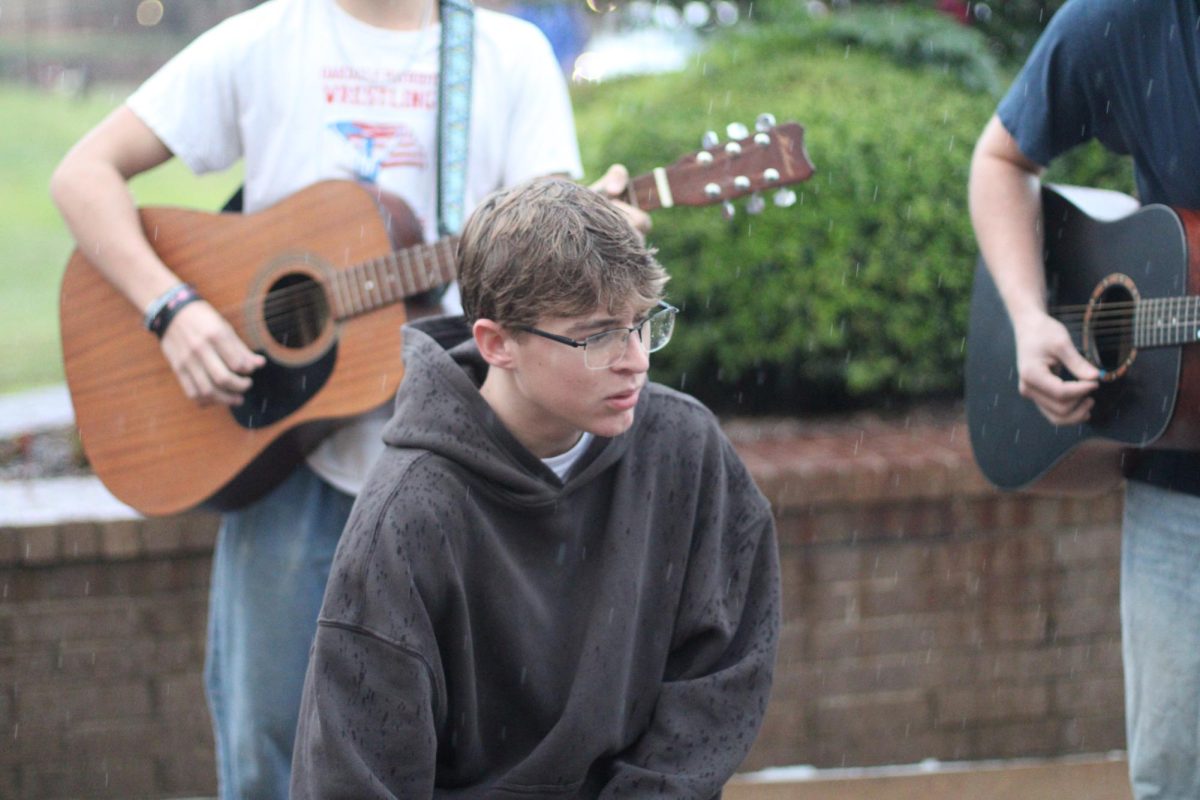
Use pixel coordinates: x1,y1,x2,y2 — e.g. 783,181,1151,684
204,463,354,800
1122,481,1200,799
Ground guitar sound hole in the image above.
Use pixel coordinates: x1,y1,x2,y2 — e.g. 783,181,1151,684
264,273,329,349
1091,284,1134,371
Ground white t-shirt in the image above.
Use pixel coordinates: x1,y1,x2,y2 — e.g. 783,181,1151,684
541,431,594,481
128,0,583,495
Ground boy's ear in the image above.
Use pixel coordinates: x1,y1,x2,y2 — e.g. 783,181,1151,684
473,319,517,369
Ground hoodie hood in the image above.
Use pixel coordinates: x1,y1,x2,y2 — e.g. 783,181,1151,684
381,316,635,510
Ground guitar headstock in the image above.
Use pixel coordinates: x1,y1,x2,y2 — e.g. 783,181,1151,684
629,113,815,219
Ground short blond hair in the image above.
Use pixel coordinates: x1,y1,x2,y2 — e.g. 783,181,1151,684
458,177,668,327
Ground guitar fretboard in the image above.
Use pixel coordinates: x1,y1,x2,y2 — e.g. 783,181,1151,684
329,237,461,320
1136,296,1200,348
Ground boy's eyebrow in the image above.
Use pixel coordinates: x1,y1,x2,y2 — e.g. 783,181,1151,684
564,317,621,336
563,307,655,337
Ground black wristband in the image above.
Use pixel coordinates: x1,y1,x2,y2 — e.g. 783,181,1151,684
145,284,202,339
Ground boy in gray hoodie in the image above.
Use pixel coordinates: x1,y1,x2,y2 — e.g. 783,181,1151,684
292,177,780,799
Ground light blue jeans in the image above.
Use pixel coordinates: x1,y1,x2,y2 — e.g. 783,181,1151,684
1123,481,1200,799
204,463,354,800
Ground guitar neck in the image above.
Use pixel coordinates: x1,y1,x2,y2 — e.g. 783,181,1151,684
1136,296,1200,348
329,236,460,320
627,172,670,213
329,120,814,317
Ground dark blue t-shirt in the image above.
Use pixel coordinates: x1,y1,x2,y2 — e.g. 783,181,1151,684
997,0,1200,492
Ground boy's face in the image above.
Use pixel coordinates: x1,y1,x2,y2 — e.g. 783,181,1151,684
496,302,654,456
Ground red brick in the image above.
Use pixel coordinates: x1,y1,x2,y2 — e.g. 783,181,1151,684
14,680,153,727
0,642,55,686
18,756,157,800
978,641,1124,684
971,719,1063,759
19,528,59,565
937,683,1050,726
54,635,201,680
155,672,207,716
138,516,187,556
815,688,933,735
1054,676,1126,716
1055,565,1120,602
1054,524,1123,565
0,529,21,566
7,599,140,645
807,728,975,769
97,520,142,560
178,511,220,550
56,523,101,561
0,765,16,800
747,703,809,771
140,591,208,636
1052,600,1121,640
1063,714,1126,752
158,746,218,798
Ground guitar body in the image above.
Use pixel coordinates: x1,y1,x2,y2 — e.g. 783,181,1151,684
966,185,1200,493
61,181,411,515
58,122,816,515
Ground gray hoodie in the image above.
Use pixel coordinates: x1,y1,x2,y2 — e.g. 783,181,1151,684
291,316,780,799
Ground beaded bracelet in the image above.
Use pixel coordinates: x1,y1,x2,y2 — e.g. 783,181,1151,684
143,283,202,339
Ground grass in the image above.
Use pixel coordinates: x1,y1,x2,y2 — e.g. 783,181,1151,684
0,81,242,394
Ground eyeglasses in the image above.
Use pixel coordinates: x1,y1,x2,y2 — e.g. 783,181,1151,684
514,301,679,369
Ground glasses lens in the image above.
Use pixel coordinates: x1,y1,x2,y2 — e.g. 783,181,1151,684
581,306,676,368
583,329,628,369
646,306,676,352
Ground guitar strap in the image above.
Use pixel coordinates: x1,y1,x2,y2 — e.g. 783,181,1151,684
437,0,474,238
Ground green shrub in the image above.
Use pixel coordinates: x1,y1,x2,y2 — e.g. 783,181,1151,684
573,7,1131,413
752,0,1069,64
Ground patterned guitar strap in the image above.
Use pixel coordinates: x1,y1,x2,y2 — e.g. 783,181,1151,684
437,0,474,240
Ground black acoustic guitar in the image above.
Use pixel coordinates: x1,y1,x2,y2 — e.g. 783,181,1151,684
966,185,1200,493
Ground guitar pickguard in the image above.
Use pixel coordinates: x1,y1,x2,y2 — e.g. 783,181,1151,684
230,344,338,430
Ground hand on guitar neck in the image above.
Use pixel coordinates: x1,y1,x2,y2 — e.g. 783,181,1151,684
591,163,652,238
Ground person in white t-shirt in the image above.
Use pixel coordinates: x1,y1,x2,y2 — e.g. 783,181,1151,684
49,2,647,797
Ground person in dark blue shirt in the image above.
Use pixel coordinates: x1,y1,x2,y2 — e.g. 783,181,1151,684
969,2,1200,797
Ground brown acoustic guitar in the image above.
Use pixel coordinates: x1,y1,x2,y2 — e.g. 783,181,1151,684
61,119,815,515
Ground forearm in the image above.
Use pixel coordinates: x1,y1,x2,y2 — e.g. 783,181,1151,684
968,115,1048,327
50,105,181,315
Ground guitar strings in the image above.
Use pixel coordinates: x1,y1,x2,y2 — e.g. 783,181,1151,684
202,241,456,333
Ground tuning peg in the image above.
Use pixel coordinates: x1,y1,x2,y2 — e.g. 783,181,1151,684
756,113,777,132
726,121,749,141
774,187,797,208
721,200,736,221
702,130,720,149
754,132,771,147
704,182,722,200
696,150,714,166
746,192,766,215
733,175,751,192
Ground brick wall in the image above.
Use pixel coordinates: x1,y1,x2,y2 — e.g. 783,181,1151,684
732,413,1126,771
0,410,1127,798
0,514,219,799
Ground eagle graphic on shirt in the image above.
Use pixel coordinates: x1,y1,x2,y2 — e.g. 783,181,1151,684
328,121,428,183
